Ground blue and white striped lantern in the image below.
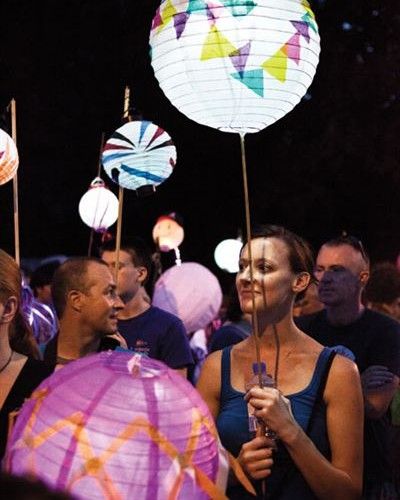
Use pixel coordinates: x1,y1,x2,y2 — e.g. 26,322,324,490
102,120,177,191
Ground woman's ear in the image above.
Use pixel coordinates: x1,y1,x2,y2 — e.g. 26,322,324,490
0,296,18,324
292,272,311,295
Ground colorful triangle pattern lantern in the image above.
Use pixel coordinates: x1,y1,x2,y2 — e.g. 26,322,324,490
150,0,320,134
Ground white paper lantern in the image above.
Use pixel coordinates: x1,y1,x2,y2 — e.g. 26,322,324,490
78,177,119,231
150,0,320,134
152,214,185,252
102,121,177,191
0,128,19,185
214,238,242,273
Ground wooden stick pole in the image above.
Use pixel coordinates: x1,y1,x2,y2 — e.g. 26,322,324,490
240,133,263,385
113,86,130,282
11,99,20,265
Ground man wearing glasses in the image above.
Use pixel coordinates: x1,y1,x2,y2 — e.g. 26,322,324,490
296,235,400,499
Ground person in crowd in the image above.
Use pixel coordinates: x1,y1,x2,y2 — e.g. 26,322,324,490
208,285,252,353
293,281,324,317
29,260,61,308
0,249,53,460
364,261,400,495
364,261,400,322
100,239,193,376
0,472,73,500
43,257,125,366
296,235,400,498
197,225,363,499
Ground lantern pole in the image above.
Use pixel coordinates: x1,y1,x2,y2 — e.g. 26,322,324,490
88,132,106,257
11,99,20,266
114,85,130,283
239,131,267,497
239,133,264,384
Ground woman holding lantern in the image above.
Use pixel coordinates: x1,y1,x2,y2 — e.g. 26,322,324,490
197,225,363,499
0,249,53,460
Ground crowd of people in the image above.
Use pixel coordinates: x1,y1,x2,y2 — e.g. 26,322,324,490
1,225,400,499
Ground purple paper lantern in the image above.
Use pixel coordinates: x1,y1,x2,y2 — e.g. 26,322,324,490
5,352,228,499
152,262,223,334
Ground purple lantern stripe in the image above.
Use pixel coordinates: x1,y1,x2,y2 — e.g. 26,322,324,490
144,377,159,500
57,376,114,488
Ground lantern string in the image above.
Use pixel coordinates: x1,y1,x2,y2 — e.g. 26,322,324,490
11,98,20,266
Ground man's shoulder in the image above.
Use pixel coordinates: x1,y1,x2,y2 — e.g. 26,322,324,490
361,308,400,335
295,309,326,330
147,305,183,324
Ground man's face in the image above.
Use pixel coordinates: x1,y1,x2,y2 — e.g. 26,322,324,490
314,244,367,307
101,250,146,304
80,262,124,335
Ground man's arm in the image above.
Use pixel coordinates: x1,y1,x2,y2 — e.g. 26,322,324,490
361,365,399,419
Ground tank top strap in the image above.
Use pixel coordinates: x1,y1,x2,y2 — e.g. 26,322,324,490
307,346,336,401
220,345,234,400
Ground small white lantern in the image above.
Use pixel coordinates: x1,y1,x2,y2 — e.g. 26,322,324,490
214,238,243,273
78,177,119,231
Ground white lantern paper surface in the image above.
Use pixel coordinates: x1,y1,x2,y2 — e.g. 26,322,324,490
150,0,320,134
78,177,119,231
102,120,177,191
0,128,19,185
214,238,242,273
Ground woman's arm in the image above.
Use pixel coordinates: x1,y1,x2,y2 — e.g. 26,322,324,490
247,355,364,499
196,350,222,420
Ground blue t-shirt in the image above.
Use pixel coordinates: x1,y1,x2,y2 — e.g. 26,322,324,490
117,306,194,369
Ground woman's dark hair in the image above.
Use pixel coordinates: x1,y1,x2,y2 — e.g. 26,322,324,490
0,249,39,359
246,224,315,298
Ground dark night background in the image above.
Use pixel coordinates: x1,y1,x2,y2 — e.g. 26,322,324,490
0,0,399,290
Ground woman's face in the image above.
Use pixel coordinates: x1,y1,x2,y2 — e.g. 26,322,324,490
236,237,299,321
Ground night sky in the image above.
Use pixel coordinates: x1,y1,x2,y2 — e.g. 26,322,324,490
1,0,399,289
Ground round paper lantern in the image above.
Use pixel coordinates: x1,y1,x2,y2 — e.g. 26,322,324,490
102,120,177,191
0,128,19,185
6,352,228,499
214,238,242,273
78,177,119,232
150,0,320,133
153,262,223,334
152,213,184,252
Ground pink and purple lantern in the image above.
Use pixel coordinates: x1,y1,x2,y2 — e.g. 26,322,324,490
5,351,228,499
152,262,223,334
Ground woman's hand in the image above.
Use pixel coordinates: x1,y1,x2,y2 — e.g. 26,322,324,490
245,387,301,444
238,435,275,480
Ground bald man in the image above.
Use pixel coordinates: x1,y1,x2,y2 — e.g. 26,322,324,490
296,236,400,498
